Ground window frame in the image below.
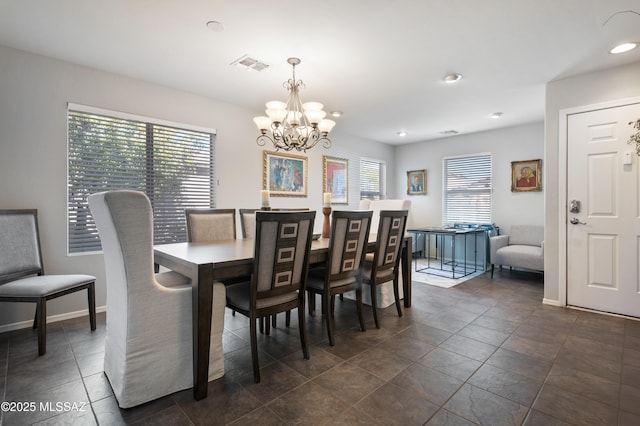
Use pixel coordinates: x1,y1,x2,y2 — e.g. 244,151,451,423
359,157,386,200
442,152,493,226
67,103,217,254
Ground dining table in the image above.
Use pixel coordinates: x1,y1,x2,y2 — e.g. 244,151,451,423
153,234,412,400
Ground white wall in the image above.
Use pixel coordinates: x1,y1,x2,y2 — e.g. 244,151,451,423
0,45,394,328
544,61,640,303
394,122,544,232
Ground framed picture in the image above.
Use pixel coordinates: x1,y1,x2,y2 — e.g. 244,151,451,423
407,169,427,195
322,156,348,204
263,151,307,197
511,159,542,192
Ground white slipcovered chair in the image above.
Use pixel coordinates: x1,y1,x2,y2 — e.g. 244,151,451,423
88,190,226,408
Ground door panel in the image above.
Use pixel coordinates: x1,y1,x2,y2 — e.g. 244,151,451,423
567,102,640,318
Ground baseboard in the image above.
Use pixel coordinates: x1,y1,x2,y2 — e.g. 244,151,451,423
0,305,106,334
542,298,562,307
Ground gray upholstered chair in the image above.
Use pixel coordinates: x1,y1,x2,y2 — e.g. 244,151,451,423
362,210,408,328
490,225,544,277
88,190,226,408
239,208,259,239
225,210,316,383
306,210,372,346
185,208,236,242
0,209,96,356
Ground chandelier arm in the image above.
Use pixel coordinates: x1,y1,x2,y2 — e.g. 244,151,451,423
319,137,332,149
256,134,272,147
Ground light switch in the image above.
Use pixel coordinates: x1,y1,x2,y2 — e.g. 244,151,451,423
623,151,633,165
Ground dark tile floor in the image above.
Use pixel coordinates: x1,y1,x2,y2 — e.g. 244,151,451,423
1,269,640,425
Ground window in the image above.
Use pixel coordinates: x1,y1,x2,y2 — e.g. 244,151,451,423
442,153,492,225
360,158,385,200
67,104,215,253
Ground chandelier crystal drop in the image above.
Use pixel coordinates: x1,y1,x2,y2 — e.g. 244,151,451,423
253,57,335,152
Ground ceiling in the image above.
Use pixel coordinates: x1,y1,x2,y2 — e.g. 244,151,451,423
1,0,640,145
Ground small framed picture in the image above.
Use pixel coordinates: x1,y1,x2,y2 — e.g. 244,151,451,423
511,159,542,192
263,151,307,197
322,156,348,204
407,169,427,195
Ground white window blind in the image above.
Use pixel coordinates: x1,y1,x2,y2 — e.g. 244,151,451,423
360,158,385,200
442,154,492,225
67,106,216,253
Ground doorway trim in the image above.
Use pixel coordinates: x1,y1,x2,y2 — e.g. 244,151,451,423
558,95,640,309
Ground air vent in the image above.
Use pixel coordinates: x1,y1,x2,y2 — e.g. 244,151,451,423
230,55,269,72
441,130,459,135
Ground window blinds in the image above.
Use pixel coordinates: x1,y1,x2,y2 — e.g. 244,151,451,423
67,107,215,253
442,154,492,225
360,158,385,200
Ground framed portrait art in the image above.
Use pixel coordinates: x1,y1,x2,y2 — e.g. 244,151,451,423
406,169,427,195
322,156,348,204
511,159,542,192
263,151,307,197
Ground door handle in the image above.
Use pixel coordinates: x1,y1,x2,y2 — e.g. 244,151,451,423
570,217,587,225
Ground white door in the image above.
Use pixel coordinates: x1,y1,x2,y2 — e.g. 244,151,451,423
567,101,640,318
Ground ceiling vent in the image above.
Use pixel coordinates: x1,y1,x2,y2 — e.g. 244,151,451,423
441,130,459,135
231,55,269,71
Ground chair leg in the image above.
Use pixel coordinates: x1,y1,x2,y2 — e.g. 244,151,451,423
265,317,271,335
393,277,403,317
356,286,366,332
285,310,291,327
308,291,316,315
259,317,264,334
88,283,97,331
272,314,277,328
250,317,260,383
370,283,380,329
36,298,46,356
491,264,495,278
298,298,310,359
324,292,335,346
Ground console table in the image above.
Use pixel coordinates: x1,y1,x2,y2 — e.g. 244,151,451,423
407,227,485,279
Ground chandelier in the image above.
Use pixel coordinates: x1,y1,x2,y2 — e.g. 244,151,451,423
253,57,335,152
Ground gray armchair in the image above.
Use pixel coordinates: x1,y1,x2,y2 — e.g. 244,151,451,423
490,225,544,277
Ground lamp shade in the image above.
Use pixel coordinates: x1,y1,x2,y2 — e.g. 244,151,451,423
253,116,271,131
266,108,287,123
304,109,326,125
318,119,336,133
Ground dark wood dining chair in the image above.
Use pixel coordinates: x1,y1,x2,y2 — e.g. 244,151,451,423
185,208,236,242
363,209,408,328
306,210,372,346
225,210,316,382
0,209,96,355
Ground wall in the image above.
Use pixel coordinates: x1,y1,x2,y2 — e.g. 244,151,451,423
394,122,545,232
544,61,640,303
0,45,394,329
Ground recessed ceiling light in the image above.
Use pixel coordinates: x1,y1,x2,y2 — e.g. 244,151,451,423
206,21,224,32
610,42,637,54
331,111,343,118
443,73,463,83
397,131,408,137
490,112,503,119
